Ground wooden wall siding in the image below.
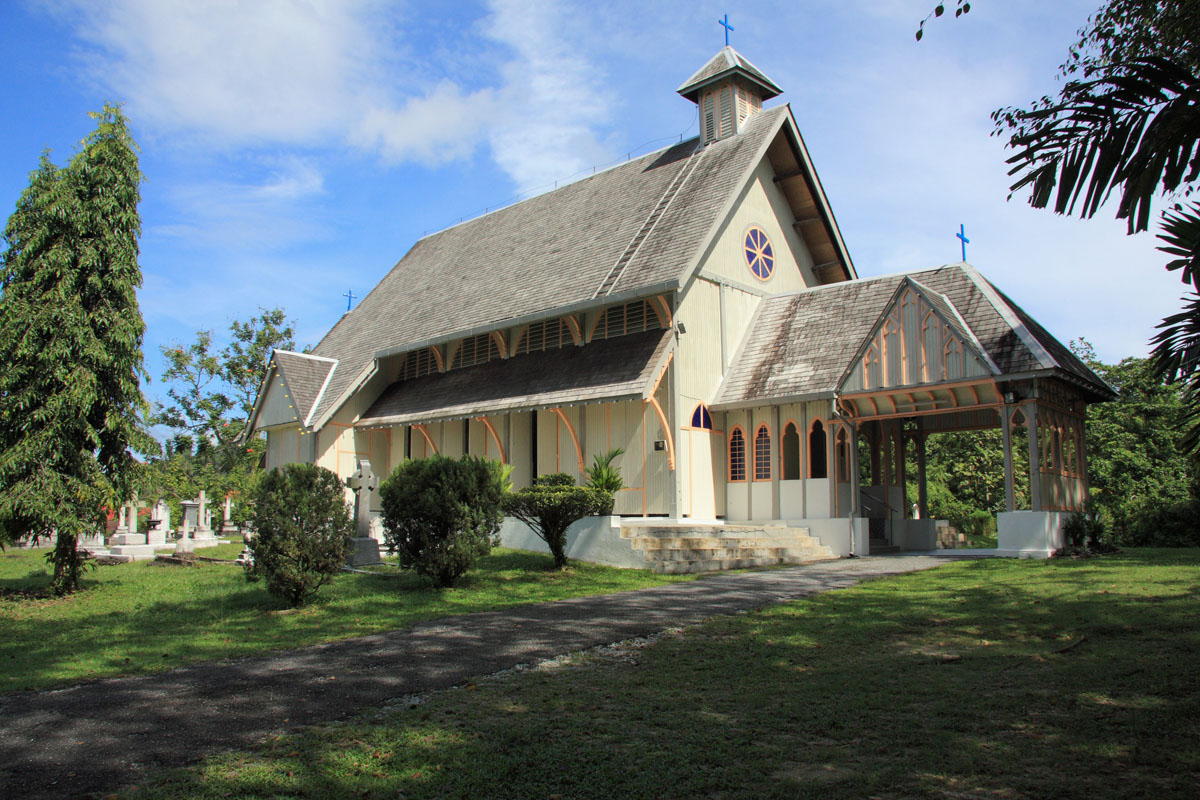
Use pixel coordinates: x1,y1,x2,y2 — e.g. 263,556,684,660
702,161,817,293
256,374,304,429
843,287,991,393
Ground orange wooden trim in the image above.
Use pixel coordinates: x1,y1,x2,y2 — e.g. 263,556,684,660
430,346,444,373
650,295,672,329
548,408,585,473
647,350,674,400
414,424,438,454
727,424,747,482
475,417,507,463
563,315,583,346
844,402,1006,424
586,310,603,343
645,396,676,471
489,331,508,359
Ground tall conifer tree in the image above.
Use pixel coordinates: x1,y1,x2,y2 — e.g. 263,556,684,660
0,104,150,594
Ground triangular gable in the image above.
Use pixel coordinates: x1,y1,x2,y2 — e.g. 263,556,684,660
838,277,997,394
249,350,337,432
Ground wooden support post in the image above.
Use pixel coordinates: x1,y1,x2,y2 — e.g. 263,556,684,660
869,421,881,486
848,421,861,518
771,405,782,521
916,418,928,519
1025,401,1042,512
1001,406,1015,512
897,425,908,517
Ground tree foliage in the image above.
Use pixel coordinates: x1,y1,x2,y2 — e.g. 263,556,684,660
379,455,506,587
0,104,151,594
987,1,1200,451
503,474,609,569
245,463,352,607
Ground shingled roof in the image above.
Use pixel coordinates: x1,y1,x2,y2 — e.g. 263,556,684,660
305,105,792,428
268,350,336,427
676,46,783,100
357,329,673,428
713,263,1113,408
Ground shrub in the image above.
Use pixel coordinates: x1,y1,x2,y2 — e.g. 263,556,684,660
245,464,353,608
1061,500,1114,554
503,474,608,569
585,448,624,515
1110,496,1200,547
379,455,505,588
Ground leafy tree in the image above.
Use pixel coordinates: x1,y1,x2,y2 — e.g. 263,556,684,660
0,105,152,594
503,473,609,569
225,307,296,421
1072,341,1199,544
987,2,1200,449
379,455,505,587
245,463,352,607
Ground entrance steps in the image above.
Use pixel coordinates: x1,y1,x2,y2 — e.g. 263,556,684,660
621,523,837,574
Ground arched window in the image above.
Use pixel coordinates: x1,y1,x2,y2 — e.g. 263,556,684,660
809,419,828,479
690,403,713,429
728,427,746,482
754,424,772,481
781,421,801,480
836,428,850,482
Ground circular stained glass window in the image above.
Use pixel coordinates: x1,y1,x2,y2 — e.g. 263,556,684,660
744,226,774,281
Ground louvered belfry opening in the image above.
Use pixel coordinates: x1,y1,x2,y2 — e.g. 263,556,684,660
678,46,781,146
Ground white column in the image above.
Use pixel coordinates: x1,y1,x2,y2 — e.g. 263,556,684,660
1025,401,1042,512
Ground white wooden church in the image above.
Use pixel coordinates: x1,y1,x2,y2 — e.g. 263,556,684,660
248,45,1112,565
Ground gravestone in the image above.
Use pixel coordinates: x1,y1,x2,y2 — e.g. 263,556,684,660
147,499,170,546
109,494,159,560
220,494,238,534
345,459,382,566
190,491,221,548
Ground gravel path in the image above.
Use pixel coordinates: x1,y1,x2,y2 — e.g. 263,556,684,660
0,555,956,799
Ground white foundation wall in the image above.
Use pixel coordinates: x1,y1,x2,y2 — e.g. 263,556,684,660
499,515,643,568
997,511,1067,558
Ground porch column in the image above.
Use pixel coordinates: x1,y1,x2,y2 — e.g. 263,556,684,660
869,421,882,486
897,426,908,517
771,405,782,520
848,421,861,518
1025,400,1042,511
915,418,928,519
1001,406,1015,512
827,412,838,518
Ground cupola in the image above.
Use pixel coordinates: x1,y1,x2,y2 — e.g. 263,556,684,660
677,46,783,145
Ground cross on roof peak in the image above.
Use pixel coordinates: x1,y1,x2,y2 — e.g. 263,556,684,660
719,14,734,47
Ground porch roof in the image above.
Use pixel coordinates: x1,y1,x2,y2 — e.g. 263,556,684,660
712,263,1113,410
356,328,673,428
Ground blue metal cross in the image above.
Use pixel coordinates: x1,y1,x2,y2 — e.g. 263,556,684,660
956,224,970,261
343,288,357,312
719,14,734,46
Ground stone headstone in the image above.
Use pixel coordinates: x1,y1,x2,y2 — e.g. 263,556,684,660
147,499,170,546
109,494,147,547
188,491,220,548
344,459,382,566
180,500,199,535
221,494,238,534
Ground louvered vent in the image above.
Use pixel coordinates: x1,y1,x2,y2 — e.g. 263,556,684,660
453,333,500,370
594,300,664,341
400,348,437,381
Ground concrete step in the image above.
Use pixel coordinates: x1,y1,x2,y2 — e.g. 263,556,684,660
869,537,901,554
651,554,832,574
631,535,821,550
640,546,831,562
622,525,808,540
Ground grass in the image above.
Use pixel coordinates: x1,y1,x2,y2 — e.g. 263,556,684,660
0,546,694,692
128,548,1200,799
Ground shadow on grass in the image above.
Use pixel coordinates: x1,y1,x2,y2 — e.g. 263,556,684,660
131,550,1200,799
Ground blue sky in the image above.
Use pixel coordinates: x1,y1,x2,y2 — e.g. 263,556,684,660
0,1,1181,420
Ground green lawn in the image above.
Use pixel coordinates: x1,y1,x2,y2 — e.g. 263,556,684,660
129,549,1200,799
0,546,693,692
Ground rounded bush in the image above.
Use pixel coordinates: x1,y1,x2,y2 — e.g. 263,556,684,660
379,455,505,588
245,464,353,608
503,474,608,568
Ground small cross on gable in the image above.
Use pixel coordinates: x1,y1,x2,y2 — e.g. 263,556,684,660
344,288,357,312
957,224,970,261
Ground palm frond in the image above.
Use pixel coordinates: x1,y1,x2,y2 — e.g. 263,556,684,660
997,57,1200,236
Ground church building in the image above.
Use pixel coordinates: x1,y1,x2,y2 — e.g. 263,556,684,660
248,45,1113,562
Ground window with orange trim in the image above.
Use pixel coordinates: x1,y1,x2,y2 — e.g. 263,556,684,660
809,419,828,479
690,403,713,429
781,421,800,480
754,424,772,481
728,427,746,482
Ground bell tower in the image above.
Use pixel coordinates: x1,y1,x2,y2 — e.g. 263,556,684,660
677,46,783,146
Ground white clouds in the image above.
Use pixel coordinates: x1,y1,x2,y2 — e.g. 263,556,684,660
483,0,618,193
354,81,497,166
48,0,620,189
